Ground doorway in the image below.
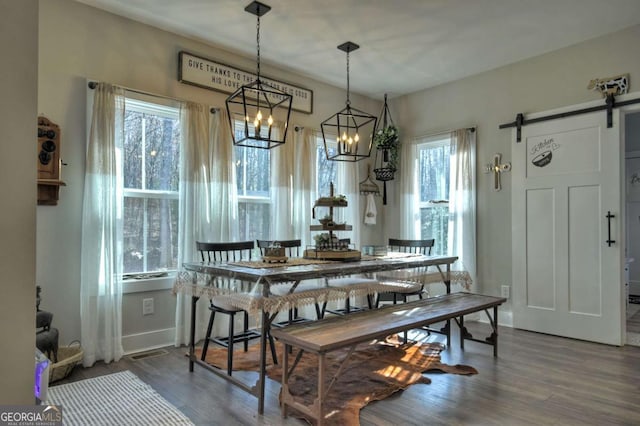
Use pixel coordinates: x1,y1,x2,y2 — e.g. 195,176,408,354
625,111,640,345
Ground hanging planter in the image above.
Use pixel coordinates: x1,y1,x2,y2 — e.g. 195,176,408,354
373,94,399,204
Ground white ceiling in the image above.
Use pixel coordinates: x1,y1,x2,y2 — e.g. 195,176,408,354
75,0,640,100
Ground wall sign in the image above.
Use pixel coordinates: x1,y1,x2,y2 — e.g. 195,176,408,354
178,51,313,114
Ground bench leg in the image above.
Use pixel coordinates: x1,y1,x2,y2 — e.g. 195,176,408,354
454,307,500,356
492,306,498,357
459,315,464,350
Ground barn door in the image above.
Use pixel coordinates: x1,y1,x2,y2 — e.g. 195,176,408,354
512,108,623,345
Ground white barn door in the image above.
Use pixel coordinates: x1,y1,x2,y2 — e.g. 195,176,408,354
512,108,623,345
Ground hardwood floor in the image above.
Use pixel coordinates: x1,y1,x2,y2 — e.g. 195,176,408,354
52,321,640,425
627,302,640,334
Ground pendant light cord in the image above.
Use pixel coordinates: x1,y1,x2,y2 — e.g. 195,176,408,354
346,50,351,106
256,11,261,81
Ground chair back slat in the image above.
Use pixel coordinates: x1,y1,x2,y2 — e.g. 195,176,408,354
388,238,435,255
196,241,255,262
256,239,302,257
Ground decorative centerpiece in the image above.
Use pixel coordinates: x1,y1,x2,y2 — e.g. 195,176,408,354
319,214,334,227
305,183,361,261
262,241,288,263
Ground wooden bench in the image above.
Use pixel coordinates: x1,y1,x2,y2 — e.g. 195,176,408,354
270,292,506,426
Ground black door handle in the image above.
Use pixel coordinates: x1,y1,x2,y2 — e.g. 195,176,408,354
606,211,615,247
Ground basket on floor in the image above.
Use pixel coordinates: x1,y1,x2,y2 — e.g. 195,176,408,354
49,342,83,383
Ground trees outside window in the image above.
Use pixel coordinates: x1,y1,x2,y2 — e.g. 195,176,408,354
123,99,180,274
418,136,450,256
316,138,338,196
234,123,271,241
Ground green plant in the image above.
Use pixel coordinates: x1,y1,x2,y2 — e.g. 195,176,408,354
313,233,331,246
374,125,399,170
333,194,347,202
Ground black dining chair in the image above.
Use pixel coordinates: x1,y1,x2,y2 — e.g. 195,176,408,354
256,239,322,325
375,238,435,342
197,241,277,375
376,238,436,306
321,238,380,316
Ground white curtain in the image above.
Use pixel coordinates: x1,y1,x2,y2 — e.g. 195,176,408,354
80,83,125,367
174,102,217,346
292,128,316,249
448,128,477,286
271,122,295,240
211,109,239,242
399,141,420,238
334,161,359,246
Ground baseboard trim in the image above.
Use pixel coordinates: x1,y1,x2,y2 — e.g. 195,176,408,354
474,307,513,328
122,328,175,355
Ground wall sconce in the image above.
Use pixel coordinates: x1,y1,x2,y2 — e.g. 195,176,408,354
485,153,511,191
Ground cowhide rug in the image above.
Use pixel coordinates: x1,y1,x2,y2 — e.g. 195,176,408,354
194,336,477,425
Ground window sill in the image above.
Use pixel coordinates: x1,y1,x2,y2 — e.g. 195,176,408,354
122,273,176,294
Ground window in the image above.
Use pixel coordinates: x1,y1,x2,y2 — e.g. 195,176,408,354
316,136,338,196
418,135,451,256
123,99,180,275
234,122,271,241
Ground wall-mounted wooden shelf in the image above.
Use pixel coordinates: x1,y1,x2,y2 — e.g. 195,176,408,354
310,224,352,231
37,179,66,206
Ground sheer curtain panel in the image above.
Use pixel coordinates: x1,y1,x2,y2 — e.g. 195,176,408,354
174,102,219,346
271,122,295,240
80,83,125,366
336,161,361,247
399,141,420,238
292,128,316,249
448,128,477,287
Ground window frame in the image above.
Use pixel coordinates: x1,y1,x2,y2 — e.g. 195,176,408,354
122,97,181,280
416,134,451,256
233,121,272,241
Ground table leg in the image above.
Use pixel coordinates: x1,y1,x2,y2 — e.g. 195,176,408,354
189,295,199,372
281,343,289,418
445,264,451,347
258,309,268,414
317,353,326,426
493,306,498,357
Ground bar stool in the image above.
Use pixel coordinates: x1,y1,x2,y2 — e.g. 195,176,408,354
197,241,277,375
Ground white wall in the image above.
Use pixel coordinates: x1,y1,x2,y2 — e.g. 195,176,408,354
0,0,38,404
37,0,381,349
387,24,640,305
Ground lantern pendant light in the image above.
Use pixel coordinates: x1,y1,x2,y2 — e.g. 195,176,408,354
226,1,292,149
321,42,377,162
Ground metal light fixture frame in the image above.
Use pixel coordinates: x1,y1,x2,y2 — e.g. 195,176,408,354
321,42,377,162
373,93,398,204
226,1,292,149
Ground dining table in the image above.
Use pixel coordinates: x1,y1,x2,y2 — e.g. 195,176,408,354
172,253,464,414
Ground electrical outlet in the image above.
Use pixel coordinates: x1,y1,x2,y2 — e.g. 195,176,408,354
501,285,510,299
142,298,154,316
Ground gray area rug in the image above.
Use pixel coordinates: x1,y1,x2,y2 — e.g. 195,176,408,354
47,370,193,425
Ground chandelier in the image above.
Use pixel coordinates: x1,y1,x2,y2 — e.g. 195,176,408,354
226,1,292,149
321,42,377,162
